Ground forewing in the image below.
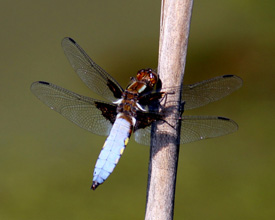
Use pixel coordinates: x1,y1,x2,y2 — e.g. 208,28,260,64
30,81,116,136
61,37,123,102
183,75,243,110
134,115,238,146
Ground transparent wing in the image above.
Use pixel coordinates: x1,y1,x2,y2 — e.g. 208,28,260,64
182,75,243,110
134,115,238,146
179,115,238,144
30,81,114,136
134,125,152,146
61,37,124,102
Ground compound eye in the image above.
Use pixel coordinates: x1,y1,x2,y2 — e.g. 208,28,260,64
149,74,157,86
137,69,145,80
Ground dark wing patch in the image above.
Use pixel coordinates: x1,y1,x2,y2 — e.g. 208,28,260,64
94,101,117,125
134,111,163,131
138,92,165,106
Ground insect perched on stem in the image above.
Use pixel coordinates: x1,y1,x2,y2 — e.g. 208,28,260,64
31,38,242,190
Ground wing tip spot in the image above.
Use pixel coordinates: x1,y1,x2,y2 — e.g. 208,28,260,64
68,37,76,44
38,81,50,85
223,74,234,78
217,116,230,121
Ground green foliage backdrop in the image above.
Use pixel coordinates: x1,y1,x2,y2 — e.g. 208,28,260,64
0,0,274,219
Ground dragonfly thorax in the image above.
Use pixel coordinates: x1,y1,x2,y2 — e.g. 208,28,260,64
116,90,142,119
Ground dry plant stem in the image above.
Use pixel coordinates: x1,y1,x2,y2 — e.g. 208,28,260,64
145,1,193,220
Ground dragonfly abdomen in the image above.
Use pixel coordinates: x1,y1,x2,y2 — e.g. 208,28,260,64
92,117,133,190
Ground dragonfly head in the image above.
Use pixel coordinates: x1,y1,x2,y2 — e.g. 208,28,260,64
136,68,158,89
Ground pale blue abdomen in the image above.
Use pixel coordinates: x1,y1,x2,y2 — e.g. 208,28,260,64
92,117,132,189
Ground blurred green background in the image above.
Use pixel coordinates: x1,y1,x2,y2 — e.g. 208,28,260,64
0,0,274,219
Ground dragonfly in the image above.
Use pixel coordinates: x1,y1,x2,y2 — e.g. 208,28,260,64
31,37,243,190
